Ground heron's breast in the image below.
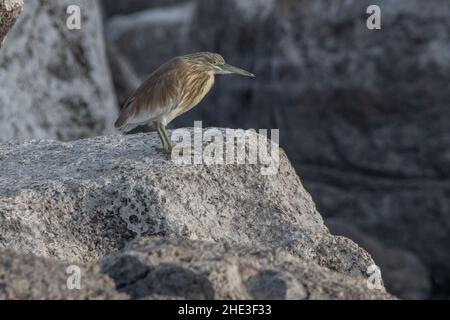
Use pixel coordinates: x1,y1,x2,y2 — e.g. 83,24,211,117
162,73,215,125
181,74,215,112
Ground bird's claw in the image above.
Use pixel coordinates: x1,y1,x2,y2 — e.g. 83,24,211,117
155,147,172,157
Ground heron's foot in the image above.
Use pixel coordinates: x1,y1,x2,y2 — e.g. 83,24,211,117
164,146,173,155
155,146,172,156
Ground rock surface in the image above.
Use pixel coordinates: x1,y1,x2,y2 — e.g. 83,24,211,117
0,0,117,142
0,248,125,300
0,130,393,299
101,237,393,300
102,0,450,298
0,0,23,48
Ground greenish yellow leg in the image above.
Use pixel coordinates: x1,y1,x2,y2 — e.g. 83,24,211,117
155,122,168,151
161,124,173,153
156,122,172,154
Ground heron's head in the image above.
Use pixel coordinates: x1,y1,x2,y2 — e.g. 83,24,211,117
184,52,255,77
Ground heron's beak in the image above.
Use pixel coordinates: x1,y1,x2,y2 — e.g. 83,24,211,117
219,63,255,77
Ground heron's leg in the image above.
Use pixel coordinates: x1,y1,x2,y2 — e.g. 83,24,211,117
156,122,172,154
160,123,173,153
154,122,168,151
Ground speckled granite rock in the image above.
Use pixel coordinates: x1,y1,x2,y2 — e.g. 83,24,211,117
0,248,126,300
0,130,380,287
100,237,394,300
0,0,117,142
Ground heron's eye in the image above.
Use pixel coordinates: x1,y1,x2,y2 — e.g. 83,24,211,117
212,60,223,66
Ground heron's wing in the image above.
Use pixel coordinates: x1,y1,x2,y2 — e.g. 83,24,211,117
115,58,184,131
114,96,136,130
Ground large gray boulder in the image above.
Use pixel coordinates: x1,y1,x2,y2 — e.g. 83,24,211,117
103,0,450,297
0,0,117,142
0,130,393,299
0,0,23,48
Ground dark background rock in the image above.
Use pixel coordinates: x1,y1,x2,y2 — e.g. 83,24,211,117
100,0,186,17
101,0,450,298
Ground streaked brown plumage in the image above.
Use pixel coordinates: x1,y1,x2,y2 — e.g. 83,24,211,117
115,52,254,153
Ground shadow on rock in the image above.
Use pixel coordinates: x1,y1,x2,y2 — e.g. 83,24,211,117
102,255,215,299
245,270,288,300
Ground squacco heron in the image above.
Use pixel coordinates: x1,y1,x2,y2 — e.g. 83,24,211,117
114,52,255,153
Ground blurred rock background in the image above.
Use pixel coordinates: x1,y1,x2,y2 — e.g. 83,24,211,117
100,0,450,299
0,0,117,141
